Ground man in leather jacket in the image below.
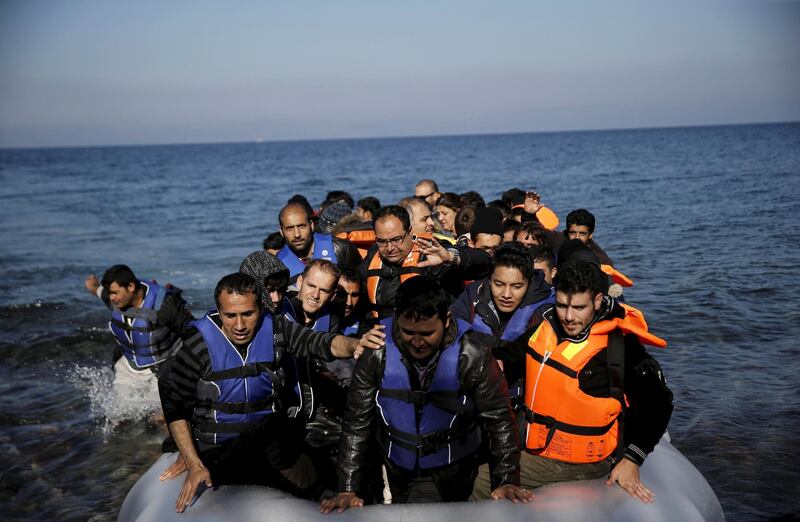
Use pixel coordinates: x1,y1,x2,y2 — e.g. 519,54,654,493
320,277,532,513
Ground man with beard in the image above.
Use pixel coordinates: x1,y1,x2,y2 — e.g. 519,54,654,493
276,203,362,283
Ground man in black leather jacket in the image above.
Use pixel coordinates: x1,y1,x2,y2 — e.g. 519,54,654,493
320,277,532,514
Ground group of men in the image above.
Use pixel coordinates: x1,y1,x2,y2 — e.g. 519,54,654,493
85,180,673,513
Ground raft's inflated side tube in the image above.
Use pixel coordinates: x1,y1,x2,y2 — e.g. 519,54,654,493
119,435,724,522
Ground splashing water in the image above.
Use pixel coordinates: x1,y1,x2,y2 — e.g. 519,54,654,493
66,364,164,438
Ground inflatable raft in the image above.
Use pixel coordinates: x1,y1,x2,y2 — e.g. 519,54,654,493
119,434,724,521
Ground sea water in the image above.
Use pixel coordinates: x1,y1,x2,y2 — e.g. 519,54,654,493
1,123,798,521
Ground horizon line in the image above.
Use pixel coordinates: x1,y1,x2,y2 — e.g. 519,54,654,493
1,119,797,152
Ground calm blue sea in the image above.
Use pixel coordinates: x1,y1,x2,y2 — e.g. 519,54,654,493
1,123,799,521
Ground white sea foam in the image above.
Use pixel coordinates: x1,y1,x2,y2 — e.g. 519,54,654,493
66,364,163,438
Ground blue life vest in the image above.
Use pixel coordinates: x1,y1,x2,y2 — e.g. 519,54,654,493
471,301,540,342
108,281,181,370
375,317,481,471
276,233,337,278
341,321,360,337
281,299,332,333
191,311,279,446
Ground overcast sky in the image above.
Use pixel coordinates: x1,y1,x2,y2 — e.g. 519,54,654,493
1,1,798,148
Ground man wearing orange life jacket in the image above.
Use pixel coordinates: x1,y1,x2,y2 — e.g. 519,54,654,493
361,205,493,321
472,260,672,504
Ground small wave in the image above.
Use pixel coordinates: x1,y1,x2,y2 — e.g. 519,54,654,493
65,364,163,439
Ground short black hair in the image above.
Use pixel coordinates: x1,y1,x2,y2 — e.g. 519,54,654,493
501,188,526,207
455,207,476,236
395,276,450,323
262,231,285,251
373,205,411,233
503,218,522,237
515,221,548,246
493,242,534,281
528,244,555,269
460,191,485,210
487,199,511,220
339,265,363,287
325,190,355,210
357,196,381,216
214,273,261,309
553,261,604,297
566,209,596,234
101,264,139,290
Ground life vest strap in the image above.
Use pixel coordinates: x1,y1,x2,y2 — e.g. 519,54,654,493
380,388,469,414
208,361,278,381
517,404,617,454
110,318,155,333
525,346,578,378
383,422,477,457
193,418,259,434
196,396,276,415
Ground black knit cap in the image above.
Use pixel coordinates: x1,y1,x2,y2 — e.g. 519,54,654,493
470,206,504,237
239,251,289,307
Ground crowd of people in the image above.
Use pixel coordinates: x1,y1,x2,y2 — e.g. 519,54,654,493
84,179,673,513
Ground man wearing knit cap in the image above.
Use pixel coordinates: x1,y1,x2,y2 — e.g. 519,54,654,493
239,251,290,313
317,202,353,234
276,202,362,284
468,206,504,256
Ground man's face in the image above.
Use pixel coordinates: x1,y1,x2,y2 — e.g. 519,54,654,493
396,313,448,361
375,216,412,264
297,266,337,315
407,202,435,236
515,230,541,247
263,276,287,313
490,265,529,313
280,207,314,254
533,260,556,285
554,289,602,337
473,233,502,257
335,278,361,318
415,183,438,206
356,207,371,222
108,281,137,310
218,291,261,345
567,224,593,245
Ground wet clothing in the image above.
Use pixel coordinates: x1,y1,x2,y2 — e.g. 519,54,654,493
359,244,492,320
336,319,520,502
99,281,192,373
450,272,553,387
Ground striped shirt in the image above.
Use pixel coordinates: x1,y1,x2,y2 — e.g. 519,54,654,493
159,313,337,425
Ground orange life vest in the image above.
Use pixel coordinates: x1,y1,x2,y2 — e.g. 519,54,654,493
365,248,423,314
335,229,376,258
600,264,633,287
520,303,665,464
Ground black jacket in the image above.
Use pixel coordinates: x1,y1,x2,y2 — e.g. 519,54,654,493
359,244,492,320
336,319,520,500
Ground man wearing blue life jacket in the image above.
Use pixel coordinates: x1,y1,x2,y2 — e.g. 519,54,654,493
276,202,362,284
158,272,385,513
332,266,365,338
450,243,554,391
84,265,192,399
320,277,532,514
